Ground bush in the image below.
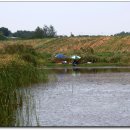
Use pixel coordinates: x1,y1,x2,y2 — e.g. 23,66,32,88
108,54,121,63
3,44,36,55
80,54,99,63
95,52,123,63
21,53,37,66
106,54,121,63
80,46,94,54
39,52,52,62
97,57,108,63
96,52,114,57
0,34,7,40
121,56,130,63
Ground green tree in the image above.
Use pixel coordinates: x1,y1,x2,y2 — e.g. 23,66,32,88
70,32,74,37
13,30,34,39
0,32,7,40
34,26,43,38
48,25,57,38
114,31,130,36
0,27,11,36
43,25,49,38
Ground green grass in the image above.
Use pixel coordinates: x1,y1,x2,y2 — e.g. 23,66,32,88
1,36,130,66
0,62,48,126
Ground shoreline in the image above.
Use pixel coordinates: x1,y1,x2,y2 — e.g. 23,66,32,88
42,64,130,69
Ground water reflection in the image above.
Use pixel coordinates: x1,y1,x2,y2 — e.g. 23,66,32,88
48,67,130,74
72,68,81,77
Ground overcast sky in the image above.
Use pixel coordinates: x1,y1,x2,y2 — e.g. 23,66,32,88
0,2,130,35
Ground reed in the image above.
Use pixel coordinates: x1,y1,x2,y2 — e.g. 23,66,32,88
0,62,48,126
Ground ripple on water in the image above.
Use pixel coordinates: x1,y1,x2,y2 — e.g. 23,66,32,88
18,68,130,126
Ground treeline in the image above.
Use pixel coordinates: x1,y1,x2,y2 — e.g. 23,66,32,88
1,26,130,40
0,25,57,40
114,31,130,36
77,32,130,37
70,31,130,37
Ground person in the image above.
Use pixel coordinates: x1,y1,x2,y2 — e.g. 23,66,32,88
62,61,67,64
72,60,77,66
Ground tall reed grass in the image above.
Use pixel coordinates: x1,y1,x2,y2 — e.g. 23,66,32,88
0,62,48,126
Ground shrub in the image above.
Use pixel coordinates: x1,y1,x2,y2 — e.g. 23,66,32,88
108,54,121,63
98,57,109,63
3,44,36,55
0,34,7,40
121,56,130,63
96,52,114,57
80,46,94,54
80,54,99,63
21,53,37,66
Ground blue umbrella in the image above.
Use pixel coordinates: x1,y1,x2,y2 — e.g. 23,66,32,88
55,54,66,59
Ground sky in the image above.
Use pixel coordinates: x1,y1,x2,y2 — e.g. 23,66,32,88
0,2,130,36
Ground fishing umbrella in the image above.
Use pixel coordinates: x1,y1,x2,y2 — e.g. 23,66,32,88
55,54,66,59
71,55,81,60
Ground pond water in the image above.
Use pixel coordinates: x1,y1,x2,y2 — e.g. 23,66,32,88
17,67,130,126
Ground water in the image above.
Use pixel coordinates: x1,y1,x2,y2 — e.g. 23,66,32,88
17,67,130,126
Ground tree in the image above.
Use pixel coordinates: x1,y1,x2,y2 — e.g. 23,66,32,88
114,31,130,36
0,27,11,37
13,30,34,39
48,25,56,38
70,32,74,37
42,25,56,38
0,31,3,35
0,32,7,40
34,26,43,38
43,25,49,38
12,25,57,39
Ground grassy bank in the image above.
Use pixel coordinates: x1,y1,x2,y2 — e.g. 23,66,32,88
1,36,130,66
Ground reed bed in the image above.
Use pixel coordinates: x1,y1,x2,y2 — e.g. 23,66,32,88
0,62,48,126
